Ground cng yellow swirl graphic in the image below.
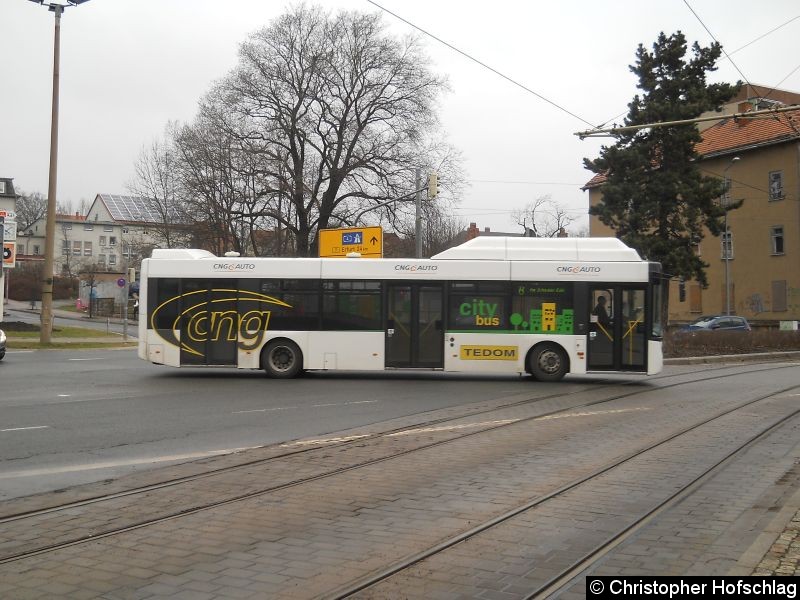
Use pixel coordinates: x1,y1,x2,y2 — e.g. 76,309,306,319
150,288,293,357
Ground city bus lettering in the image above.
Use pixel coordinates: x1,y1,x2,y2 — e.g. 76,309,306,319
459,299,500,326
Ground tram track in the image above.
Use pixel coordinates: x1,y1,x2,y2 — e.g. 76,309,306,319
324,384,800,599
0,361,781,525
0,362,796,569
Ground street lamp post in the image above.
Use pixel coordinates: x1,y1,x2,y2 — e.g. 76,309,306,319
722,156,740,316
29,0,91,343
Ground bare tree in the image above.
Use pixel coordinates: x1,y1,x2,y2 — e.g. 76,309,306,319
59,224,76,278
174,113,273,255
15,189,48,231
127,123,192,249
511,195,577,237
207,5,455,256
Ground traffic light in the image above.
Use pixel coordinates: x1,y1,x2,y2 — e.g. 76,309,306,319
427,172,438,199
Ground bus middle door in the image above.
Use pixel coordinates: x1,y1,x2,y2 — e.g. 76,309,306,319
386,283,444,368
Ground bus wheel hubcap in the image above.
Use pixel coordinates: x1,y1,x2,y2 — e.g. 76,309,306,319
272,347,293,371
539,351,560,373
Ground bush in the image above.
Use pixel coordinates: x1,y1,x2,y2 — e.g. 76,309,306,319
665,328,800,358
8,263,77,301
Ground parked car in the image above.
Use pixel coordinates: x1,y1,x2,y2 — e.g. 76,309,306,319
0,328,5,360
685,315,751,332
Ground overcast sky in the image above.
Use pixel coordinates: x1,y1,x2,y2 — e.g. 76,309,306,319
2,0,798,234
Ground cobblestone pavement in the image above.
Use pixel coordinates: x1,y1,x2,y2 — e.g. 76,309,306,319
753,507,800,576
0,364,798,599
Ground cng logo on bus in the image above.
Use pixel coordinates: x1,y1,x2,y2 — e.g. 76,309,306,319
459,345,518,361
150,289,292,357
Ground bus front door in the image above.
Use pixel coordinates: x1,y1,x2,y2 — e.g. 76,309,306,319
386,283,444,369
587,286,647,372
179,280,238,367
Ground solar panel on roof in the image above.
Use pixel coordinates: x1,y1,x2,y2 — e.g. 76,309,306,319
100,194,166,223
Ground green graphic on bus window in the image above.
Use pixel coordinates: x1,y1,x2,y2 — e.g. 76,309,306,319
509,306,574,334
509,283,574,334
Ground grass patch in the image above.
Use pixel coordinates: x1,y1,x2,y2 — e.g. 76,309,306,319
7,326,118,339
2,320,134,350
9,341,137,350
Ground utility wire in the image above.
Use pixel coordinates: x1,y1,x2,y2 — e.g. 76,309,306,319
596,14,800,132
728,14,800,56
366,0,599,130
470,180,583,186
682,0,753,89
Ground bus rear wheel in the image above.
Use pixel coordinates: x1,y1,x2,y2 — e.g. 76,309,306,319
529,343,567,382
262,339,303,379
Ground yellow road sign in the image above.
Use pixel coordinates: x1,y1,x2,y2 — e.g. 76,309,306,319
319,226,383,258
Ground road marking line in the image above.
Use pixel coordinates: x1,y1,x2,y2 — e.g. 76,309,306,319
386,419,521,437
312,400,379,408
535,407,652,421
280,434,371,448
233,399,379,414
0,446,263,479
57,394,71,397
232,406,296,414
68,358,108,361
1,426,49,433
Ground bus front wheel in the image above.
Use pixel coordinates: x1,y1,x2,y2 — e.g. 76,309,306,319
528,343,567,382
262,339,303,379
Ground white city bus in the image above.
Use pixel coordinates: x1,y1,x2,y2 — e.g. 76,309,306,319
138,236,665,381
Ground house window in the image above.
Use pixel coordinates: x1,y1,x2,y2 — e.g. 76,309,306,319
72,241,81,256
17,244,23,256
771,226,784,255
104,225,113,232
722,176,732,206
123,243,133,259
62,240,69,256
84,241,92,256
0,181,5,194
98,254,106,264
109,236,117,246
33,245,41,255
122,227,129,234
768,171,784,201
108,254,117,266
84,223,94,231
63,223,72,230
721,231,734,260
99,236,106,246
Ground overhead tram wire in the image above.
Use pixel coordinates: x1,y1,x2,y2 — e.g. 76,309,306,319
470,179,584,186
682,0,754,90
682,5,800,111
727,14,800,56
593,15,800,134
365,0,601,131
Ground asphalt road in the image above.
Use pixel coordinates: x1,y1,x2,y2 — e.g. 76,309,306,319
0,347,549,500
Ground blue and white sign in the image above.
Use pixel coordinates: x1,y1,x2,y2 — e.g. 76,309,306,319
342,231,363,245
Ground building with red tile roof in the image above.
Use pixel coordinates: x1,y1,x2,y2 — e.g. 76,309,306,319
585,88,800,324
